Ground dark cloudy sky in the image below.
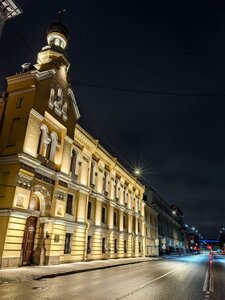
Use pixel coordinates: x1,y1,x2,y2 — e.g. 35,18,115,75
1,0,225,239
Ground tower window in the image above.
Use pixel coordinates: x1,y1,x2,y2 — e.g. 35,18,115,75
55,38,60,46
16,98,23,108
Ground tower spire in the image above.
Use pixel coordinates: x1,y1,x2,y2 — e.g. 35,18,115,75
58,7,66,23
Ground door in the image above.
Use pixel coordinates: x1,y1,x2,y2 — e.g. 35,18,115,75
22,216,38,265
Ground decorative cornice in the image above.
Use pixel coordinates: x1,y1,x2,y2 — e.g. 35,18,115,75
30,108,44,121
0,155,18,164
34,69,56,81
65,135,74,144
18,153,41,169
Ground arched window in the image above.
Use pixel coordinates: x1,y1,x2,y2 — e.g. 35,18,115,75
49,88,55,107
70,149,78,174
54,88,63,109
37,125,49,157
55,38,60,46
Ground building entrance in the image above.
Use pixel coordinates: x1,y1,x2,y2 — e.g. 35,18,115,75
22,216,38,265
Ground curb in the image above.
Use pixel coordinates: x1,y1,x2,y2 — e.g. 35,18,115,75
36,259,161,281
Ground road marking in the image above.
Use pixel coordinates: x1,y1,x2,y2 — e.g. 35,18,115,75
116,265,184,300
139,266,183,288
203,255,214,300
209,262,214,292
203,266,209,292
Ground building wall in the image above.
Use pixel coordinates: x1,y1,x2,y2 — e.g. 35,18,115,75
144,187,185,255
0,42,145,268
144,205,159,256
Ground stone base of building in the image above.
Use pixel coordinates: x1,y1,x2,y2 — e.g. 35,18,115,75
0,257,21,269
45,255,60,265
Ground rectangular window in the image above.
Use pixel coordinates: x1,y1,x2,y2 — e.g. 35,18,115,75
16,97,23,108
87,236,92,254
102,206,106,224
124,240,127,253
139,242,141,253
7,117,21,146
103,171,109,193
87,201,92,220
66,194,73,215
102,237,106,253
114,211,117,227
138,221,140,233
64,233,72,254
114,239,118,253
123,215,126,228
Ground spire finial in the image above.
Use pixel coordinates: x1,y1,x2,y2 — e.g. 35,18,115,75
58,7,66,23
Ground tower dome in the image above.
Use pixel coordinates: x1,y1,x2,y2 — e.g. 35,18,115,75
47,21,69,50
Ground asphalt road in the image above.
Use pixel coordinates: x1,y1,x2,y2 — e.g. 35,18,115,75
0,254,224,300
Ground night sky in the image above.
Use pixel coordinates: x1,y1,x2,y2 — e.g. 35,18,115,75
1,0,225,239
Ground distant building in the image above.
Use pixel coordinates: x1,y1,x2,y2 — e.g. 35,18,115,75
144,186,185,255
144,201,159,256
0,18,146,268
0,0,22,37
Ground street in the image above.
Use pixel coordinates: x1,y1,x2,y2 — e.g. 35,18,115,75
0,254,224,300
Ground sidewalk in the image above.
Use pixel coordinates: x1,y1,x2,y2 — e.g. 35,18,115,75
0,257,161,285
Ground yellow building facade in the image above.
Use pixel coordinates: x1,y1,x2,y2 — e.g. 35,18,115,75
0,21,150,268
144,204,159,256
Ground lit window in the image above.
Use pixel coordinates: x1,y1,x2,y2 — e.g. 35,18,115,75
55,38,60,46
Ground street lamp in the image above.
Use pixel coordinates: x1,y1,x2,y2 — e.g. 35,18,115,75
134,169,141,176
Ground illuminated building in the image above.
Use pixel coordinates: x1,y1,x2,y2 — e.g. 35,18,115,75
144,187,185,255
0,0,22,37
0,18,146,268
143,200,159,256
